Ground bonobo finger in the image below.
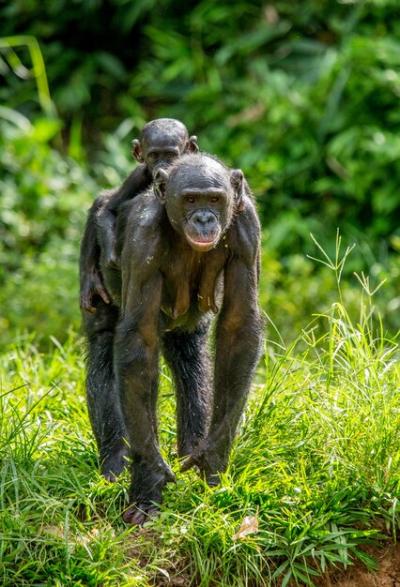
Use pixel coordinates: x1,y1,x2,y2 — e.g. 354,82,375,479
163,464,177,484
123,503,159,526
94,279,111,304
206,472,220,487
123,506,146,526
97,286,111,305
103,471,117,483
180,454,197,472
92,272,111,305
80,295,96,314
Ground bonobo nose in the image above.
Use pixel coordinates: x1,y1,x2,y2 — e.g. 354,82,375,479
153,161,169,174
192,211,215,227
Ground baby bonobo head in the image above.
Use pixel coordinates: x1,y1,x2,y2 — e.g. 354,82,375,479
131,118,198,176
154,154,245,252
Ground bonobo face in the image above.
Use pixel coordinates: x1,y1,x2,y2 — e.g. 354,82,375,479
155,155,244,253
132,118,198,176
142,135,186,175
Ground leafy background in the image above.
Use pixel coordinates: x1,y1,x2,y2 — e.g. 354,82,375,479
1,0,400,345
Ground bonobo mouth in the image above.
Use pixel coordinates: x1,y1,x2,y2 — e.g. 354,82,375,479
151,162,171,177
185,233,220,252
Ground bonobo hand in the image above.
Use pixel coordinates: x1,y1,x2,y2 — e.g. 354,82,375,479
80,268,111,313
123,462,176,526
123,503,160,526
181,442,221,487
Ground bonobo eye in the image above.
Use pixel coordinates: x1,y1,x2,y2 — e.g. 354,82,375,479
210,196,220,203
184,195,196,204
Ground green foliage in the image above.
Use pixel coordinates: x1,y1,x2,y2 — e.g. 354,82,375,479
0,115,95,347
1,1,400,347
2,0,400,249
0,35,55,116
0,115,93,268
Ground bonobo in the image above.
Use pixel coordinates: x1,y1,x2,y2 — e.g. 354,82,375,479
79,119,198,481
79,118,199,314
114,153,263,525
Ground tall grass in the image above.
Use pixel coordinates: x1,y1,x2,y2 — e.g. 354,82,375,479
1,242,400,585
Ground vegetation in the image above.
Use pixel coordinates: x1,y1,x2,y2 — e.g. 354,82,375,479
2,270,400,586
1,1,400,584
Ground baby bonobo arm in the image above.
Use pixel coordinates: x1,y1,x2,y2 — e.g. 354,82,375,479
80,166,150,312
95,165,151,268
79,197,111,313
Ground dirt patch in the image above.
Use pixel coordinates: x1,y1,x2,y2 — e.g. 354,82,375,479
316,544,400,587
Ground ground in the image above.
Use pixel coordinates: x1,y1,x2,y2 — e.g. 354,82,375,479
318,545,400,587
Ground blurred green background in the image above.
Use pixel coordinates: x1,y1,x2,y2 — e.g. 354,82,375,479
1,0,400,349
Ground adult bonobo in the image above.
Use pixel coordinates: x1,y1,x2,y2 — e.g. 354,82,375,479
80,119,198,482
114,153,263,525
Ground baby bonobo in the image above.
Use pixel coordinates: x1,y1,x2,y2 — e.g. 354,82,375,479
112,153,263,525
79,118,198,313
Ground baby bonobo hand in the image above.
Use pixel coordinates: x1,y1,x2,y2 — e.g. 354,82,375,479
80,268,111,313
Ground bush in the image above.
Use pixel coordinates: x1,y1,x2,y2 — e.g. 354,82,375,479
0,114,96,348
2,1,400,250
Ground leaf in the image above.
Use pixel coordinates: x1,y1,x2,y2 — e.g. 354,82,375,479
232,515,259,541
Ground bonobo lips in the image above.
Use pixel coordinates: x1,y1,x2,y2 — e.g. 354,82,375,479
186,233,219,252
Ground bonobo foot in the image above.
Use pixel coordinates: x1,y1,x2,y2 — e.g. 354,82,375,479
124,461,176,526
101,446,129,482
181,443,225,487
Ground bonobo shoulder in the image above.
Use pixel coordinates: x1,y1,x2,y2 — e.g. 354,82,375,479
127,188,162,229
228,194,260,265
89,189,112,214
122,188,164,265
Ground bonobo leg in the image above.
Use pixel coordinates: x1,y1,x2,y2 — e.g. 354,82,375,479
83,300,128,481
114,275,175,525
162,319,212,458
182,259,263,484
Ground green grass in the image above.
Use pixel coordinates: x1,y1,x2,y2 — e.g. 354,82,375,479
1,261,400,586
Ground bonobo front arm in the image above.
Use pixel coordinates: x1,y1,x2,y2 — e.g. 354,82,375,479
114,264,174,504
204,256,262,481
115,270,162,460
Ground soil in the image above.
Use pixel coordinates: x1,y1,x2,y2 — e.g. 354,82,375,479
316,544,400,587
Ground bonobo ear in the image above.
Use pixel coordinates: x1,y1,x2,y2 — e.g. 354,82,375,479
230,169,245,212
186,135,199,153
154,168,169,202
131,139,144,162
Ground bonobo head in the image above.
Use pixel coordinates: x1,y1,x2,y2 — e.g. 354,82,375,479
131,118,198,176
155,154,246,252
